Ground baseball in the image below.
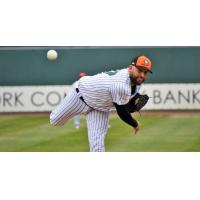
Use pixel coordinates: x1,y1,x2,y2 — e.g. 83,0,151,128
47,49,58,61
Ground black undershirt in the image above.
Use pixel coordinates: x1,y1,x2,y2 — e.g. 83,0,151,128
114,103,138,128
113,84,138,128
131,85,136,95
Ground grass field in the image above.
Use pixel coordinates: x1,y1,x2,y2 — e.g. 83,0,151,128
0,113,200,152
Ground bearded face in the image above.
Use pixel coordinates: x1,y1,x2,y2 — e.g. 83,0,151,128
129,66,149,85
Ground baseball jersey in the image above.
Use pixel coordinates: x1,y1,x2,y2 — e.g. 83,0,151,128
78,68,141,112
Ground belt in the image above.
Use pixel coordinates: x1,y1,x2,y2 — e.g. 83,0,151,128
76,88,93,109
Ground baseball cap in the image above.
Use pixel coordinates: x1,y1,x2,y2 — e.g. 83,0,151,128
131,55,152,73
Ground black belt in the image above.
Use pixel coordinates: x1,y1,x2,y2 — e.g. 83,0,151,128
76,88,93,109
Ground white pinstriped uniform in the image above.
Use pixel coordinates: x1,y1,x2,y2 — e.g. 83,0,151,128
50,68,141,152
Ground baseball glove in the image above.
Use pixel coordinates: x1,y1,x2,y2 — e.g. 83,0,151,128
126,93,149,113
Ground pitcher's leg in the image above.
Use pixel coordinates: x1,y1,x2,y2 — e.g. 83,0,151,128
50,88,86,126
86,110,109,152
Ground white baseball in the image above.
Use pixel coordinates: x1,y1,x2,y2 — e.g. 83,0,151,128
47,49,58,60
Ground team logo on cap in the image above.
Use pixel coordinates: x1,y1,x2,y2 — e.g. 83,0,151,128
144,59,148,66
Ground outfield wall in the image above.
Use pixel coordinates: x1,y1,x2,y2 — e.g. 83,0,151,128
0,84,200,112
0,46,200,85
0,47,200,112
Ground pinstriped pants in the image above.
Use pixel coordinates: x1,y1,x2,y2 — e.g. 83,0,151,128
86,110,109,152
50,83,109,152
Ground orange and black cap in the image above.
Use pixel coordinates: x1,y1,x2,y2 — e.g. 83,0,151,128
131,55,153,73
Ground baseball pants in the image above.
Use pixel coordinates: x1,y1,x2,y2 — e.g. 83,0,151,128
73,115,80,128
50,82,109,152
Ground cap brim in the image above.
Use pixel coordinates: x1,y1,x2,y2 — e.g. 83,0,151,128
136,66,153,74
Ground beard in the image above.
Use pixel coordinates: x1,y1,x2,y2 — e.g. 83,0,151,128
130,76,144,85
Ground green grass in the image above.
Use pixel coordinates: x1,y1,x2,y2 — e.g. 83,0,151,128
0,114,200,152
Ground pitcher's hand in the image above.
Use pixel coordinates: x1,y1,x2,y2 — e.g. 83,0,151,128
133,123,140,134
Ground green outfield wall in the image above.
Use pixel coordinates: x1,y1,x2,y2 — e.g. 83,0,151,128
0,46,200,86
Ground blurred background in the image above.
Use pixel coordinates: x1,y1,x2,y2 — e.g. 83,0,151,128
1,46,200,86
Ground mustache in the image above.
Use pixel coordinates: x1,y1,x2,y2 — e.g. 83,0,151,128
130,76,144,85
138,77,144,81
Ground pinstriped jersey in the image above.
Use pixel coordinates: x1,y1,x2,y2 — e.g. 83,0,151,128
78,68,141,112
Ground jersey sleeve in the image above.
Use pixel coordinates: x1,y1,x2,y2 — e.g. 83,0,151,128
110,82,130,105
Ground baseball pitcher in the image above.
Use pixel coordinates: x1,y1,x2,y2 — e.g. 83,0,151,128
50,55,152,152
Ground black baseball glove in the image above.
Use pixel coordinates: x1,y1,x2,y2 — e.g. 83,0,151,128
126,93,149,113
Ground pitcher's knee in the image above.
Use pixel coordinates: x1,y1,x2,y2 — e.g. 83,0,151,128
50,117,57,126
50,118,58,126
50,112,61,126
